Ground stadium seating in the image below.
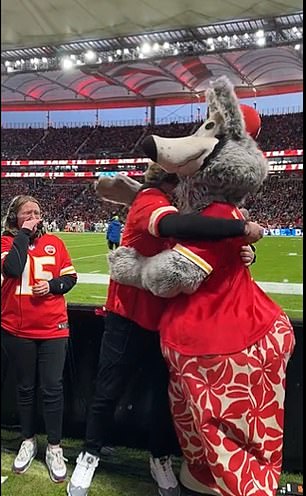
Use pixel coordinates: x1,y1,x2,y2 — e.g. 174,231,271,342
1,174,303,229
1,112,303,160
0,179,127,230
1,112,303,229
244,175,303,228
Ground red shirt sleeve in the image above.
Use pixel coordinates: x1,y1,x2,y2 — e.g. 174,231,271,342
132,188,178,237
1,235,13,271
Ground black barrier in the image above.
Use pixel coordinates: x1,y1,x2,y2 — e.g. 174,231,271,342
282,318,303,473
1,304,303,471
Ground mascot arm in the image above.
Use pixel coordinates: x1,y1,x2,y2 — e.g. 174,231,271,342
141,249,208,297
95,175,141,206
108,247,145,289
108,246,209,298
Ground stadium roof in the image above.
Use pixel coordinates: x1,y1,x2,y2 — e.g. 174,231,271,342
1,0,303,111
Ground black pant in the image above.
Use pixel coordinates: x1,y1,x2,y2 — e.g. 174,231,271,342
107,240,119,250
85,312,177,458
1,329,68,445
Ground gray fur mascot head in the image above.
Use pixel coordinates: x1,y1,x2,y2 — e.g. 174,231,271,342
142,76,268,213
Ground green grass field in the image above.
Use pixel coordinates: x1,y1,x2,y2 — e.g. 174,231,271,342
1,430,170,496
1,431,303,496
58,233,303,319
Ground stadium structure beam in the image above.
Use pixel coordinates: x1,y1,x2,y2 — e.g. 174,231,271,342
36,72,96,101
217,53,255,89
88,68,146,99
1,82,44,102
290,45,303,62
151,60,196,93
1,13,302,75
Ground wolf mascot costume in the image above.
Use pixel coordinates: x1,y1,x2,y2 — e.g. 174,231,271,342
107,77,295,496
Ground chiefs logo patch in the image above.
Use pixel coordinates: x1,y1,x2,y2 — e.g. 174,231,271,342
45,245,56,255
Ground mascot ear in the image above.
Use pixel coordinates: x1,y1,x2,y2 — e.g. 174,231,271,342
95,174,141,206
205,86,220,116
208,76,245,140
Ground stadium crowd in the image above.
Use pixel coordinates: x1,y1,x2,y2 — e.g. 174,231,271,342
1,174,303,231
1,179,127,231
1,112,302,160
245,175,303,228
1,111,303,230
258,112,303,151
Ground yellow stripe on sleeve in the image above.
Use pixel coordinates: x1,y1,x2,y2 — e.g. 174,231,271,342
231,209,240,219
1,252,9,260
60,266,77,276
173,244,213,274
148,206,178,236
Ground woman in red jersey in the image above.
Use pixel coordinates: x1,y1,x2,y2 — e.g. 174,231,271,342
68,164,262,496
1,195,77,483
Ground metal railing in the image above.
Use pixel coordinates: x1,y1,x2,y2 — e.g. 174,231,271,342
1,105,303,129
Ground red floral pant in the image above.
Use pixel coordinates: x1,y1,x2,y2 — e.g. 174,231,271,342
162,313,295,496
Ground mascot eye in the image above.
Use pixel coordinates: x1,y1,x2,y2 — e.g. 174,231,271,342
205,122,215,130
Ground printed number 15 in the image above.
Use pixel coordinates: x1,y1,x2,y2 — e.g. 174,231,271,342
16,255,56,295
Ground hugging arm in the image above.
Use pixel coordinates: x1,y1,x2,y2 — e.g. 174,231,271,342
108,246,208,297
158,213,263,244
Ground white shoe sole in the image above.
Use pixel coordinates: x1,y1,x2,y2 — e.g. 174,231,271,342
46,462,67,483
12,448,37,475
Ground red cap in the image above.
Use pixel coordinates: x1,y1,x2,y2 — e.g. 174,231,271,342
240,104,262,139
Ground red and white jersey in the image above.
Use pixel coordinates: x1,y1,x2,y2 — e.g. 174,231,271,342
106,188,177,331
1,233,77,339
160,202,282,355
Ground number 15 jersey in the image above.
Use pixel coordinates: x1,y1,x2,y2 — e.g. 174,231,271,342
1,233,77,339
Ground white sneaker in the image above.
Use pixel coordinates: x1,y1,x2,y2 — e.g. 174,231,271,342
67,452,99,496
12,438,38,474
150,456,181,496
45,445,68,483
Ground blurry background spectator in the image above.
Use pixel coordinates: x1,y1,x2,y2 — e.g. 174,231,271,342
2,113,302,161
1,174,302,231
1,112,303,231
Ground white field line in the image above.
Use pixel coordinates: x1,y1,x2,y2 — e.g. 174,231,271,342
282,308,303,313
76,273,303,295
73,253,108,261
59,232,102,234
68,242,106,248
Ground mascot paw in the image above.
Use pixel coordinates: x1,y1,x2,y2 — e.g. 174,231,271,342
108,246,138,263
108,246,144,288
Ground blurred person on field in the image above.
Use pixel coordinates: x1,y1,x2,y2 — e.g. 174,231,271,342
106,215,122,250
1,195,77,483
